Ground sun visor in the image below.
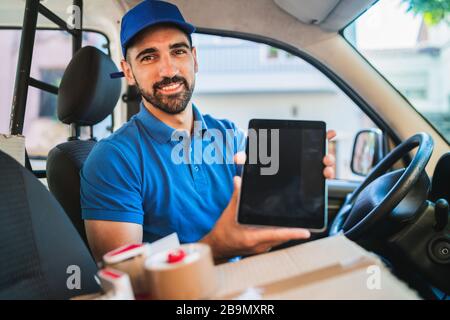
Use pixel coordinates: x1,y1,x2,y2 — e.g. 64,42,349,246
274,0,378,32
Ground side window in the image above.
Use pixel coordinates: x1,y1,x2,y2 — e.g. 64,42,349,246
0,29,111,171
344,0,450,143
192,34,378,181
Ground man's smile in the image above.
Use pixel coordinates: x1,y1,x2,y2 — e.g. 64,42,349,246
157,82,184,95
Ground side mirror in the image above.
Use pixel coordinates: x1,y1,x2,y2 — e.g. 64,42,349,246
351,129,383,176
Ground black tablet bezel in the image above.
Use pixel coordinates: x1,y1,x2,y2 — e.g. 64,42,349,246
237,119,327,231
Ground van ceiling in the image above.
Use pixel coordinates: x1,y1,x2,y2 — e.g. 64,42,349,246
124,0,378,32
0,1,377,35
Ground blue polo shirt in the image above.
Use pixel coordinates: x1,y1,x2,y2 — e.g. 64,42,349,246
80,104,245,243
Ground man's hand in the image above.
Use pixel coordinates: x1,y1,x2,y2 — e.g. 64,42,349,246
323,130,336,179
201,176,311,261
201,129,337,261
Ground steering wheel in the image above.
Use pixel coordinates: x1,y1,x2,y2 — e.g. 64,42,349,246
329,133,434,240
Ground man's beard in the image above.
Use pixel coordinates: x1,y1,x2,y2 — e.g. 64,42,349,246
134,74,195,115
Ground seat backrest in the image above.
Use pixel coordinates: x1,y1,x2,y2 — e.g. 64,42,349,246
0,150,99,299
47,140,96,243
46,46,121,245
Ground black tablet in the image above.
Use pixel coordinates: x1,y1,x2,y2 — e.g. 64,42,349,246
237,119,327,231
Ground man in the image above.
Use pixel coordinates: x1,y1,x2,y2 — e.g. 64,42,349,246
80,0,336,262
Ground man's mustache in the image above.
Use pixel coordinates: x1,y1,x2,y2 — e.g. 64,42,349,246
153,76,188,91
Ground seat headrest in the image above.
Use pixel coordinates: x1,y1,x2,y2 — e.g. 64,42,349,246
57,46,122,126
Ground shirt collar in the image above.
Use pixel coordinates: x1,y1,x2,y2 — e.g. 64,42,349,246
136,103,208,144
192,103,209,132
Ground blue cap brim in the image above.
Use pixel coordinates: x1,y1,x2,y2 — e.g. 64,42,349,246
122,20,196,57
110,72,125,79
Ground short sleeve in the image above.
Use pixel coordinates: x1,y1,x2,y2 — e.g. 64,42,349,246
80,141,144,225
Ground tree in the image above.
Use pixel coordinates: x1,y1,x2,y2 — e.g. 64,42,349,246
402,0,450,25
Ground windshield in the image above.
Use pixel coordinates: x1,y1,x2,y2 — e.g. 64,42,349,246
344,0,450,144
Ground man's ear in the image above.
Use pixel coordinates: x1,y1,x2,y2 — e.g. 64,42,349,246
192,46,199,73
120,59,136,86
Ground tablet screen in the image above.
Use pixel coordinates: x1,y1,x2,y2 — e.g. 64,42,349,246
237,119,327,231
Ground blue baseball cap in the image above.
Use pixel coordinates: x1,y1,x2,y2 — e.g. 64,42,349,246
120,0,196,58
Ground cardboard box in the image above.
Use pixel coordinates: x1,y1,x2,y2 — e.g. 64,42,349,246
0,134,25,166
213,235,420,300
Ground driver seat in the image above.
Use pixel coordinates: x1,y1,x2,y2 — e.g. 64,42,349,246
0,150,99,299
46,46,121,246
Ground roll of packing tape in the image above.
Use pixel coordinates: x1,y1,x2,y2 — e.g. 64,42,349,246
144,243,217,300
103,244,150,295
